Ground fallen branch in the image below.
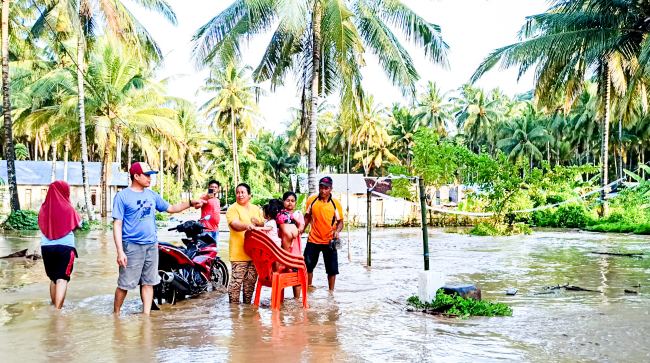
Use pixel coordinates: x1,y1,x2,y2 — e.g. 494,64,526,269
590,251,644,258
0,249,28,258
537,284,602,294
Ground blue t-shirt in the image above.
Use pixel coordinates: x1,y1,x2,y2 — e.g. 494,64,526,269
111,188,170,245
41,232,75,248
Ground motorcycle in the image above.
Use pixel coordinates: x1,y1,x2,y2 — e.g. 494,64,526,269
154,215,229,305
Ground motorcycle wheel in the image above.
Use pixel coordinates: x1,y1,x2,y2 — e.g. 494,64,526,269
166,288,177,305
210,259,229,291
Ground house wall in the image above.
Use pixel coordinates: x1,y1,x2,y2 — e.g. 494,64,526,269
18,185,123,212
333,192,418,227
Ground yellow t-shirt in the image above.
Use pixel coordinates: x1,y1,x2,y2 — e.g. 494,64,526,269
226,203,263,262
305,195,344,245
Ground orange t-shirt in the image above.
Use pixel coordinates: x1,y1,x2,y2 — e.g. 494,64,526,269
305,195,344,245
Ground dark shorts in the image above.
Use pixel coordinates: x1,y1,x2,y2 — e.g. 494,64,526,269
303,242,339,275
41,245,77,282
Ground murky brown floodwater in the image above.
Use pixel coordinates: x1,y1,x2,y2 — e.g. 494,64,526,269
1,219,649,362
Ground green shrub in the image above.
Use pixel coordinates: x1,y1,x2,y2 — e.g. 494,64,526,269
555,205,589,228
2,210,39,230
79,219,110,231
545,194,566,204
155,213,169,221
584,222,636,233
469,221,532,236
469,222,500,236
531,209,558,227
633,224,650,235
531,204,589,228
407,290,512,318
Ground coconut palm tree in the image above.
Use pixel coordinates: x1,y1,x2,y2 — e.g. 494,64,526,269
497,105,552,170
32,0,177,219
2,0,20,211
452,85,503,153
388,104,420,168
193,0,448,193
85,40,182,216
414,81,451,135
200,63,261,186
351,96,398,175
27,39,182,216
254,132,300,191
171,100,206,189
471,0,650,209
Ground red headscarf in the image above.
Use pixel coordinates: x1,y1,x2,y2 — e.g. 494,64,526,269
38,180,81,240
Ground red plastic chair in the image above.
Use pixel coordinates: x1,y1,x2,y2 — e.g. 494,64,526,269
244,230,308,310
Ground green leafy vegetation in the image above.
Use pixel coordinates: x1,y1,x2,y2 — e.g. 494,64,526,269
469,221,532,236
531,205,591,228
407,290,513,318
155,213,170,222
79,220,110,231
2,210,39,231
387,165,415,201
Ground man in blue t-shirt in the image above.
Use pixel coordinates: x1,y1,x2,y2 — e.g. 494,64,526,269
112,162,205,315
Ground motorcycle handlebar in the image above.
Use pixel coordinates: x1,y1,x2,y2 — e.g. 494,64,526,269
168,227,177,231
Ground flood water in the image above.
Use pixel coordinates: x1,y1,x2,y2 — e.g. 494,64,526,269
1,222,649,362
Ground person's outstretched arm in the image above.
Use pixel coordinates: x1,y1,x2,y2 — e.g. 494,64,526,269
167,200,204,214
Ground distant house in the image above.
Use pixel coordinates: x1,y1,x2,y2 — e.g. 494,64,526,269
316,174,418,226
0,161,129,212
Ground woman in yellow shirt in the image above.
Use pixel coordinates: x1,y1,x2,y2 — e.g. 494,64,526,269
225,183,263,304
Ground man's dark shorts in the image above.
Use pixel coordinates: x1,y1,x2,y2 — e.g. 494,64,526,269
303,242,339,275
41,245,77,282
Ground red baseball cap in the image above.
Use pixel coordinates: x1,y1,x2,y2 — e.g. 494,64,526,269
129,162,158,176
319,176,333,187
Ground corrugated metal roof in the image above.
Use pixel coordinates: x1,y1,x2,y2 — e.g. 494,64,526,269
0,160,129,186
316,173,367,194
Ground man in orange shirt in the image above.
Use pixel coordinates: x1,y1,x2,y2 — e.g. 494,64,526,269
303,176,344,291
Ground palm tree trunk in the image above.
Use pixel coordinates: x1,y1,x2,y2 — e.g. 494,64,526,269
50,143,57,182
63,139,70,182
76,29,93,220
618,117,623,179
230,108,240,186
116,133,123,170
2,0,19,211
307,0,322,195
639,148,645,180
159,146,164,198
100,137,111,218
127,138,132,169
34,134,39,161
600,69,611,215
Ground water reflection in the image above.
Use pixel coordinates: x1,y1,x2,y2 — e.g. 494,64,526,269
0,228,649,362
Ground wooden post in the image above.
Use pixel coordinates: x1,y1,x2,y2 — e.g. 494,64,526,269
366,188,372,267
419,177,430,271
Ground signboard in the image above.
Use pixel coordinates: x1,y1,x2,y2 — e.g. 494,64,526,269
290,174,297,192
298,173,308,194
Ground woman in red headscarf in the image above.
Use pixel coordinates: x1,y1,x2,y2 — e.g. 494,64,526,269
39,180,82,309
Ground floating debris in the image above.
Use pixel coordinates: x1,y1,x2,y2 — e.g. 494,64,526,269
590,251,644,258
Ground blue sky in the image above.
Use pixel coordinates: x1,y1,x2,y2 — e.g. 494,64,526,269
133,0,548,133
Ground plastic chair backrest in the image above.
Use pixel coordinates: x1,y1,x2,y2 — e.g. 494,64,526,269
244,230,306,287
